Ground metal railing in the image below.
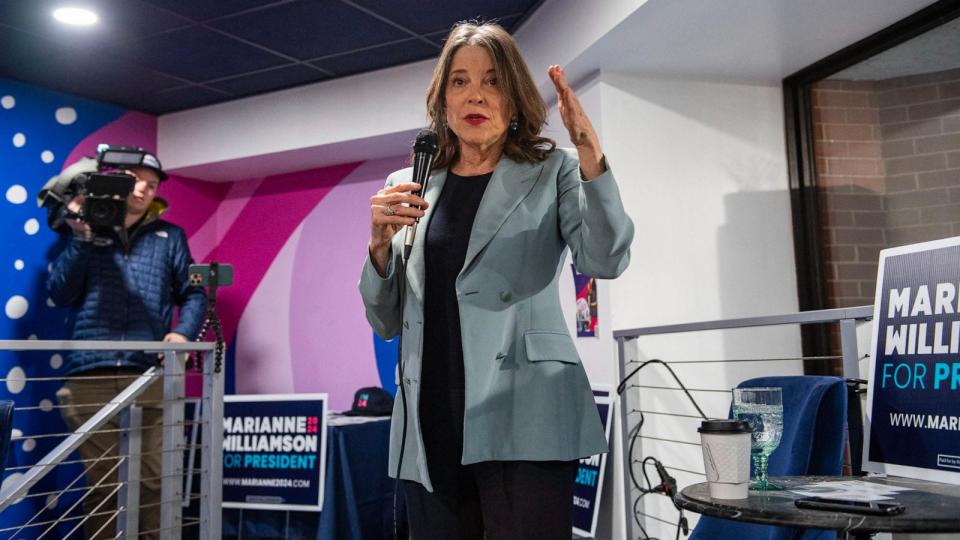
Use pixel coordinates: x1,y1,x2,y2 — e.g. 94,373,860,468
0,340,222,540
614,306,874,540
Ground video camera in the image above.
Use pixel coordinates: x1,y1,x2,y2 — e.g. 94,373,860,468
38,144,167,239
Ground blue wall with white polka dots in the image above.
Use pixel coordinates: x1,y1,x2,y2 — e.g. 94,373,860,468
1,77,127,534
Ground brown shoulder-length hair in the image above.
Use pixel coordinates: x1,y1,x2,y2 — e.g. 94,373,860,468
425,21,555,170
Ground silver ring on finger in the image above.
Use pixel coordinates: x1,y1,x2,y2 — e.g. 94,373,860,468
382,204,396,216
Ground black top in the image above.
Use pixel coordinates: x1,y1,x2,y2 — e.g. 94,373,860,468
419,170,492,487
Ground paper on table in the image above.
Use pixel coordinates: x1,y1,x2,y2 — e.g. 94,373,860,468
327,413,390,426
789,480,913,502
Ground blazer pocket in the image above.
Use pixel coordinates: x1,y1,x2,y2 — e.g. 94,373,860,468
524,330,580,364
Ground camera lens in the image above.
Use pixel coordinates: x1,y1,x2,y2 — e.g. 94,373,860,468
86,199,117,225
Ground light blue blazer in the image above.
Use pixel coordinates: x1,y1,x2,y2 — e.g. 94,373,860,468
358,148,634,491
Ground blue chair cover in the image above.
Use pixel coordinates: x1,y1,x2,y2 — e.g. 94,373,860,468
689,376,847,540
0,400,13,478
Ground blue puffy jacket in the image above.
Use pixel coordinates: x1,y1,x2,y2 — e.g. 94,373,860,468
47,211,207,375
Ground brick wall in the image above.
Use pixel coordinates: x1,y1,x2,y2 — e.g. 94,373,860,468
813,68,960,312
813,79,885,309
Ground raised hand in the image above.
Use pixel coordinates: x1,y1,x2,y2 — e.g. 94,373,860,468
548,65,605,180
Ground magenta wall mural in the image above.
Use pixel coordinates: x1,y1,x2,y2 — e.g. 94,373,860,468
3,77,406,417
1,77,404,532
167,157,407,409
71,120,406,411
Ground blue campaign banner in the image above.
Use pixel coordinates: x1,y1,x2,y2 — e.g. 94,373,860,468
864,237,960,484
222,394,329,511
573,387,613,537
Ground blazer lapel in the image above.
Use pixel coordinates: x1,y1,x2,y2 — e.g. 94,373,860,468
460,157,544,276
406,168,447,303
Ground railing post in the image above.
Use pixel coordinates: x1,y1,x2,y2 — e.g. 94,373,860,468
161,351,185,539
839,317,867,475
117,405,143,539
619,337,637,540
838,318,861,379
200,349,224,540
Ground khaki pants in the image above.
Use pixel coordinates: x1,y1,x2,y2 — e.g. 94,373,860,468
57,368,164,540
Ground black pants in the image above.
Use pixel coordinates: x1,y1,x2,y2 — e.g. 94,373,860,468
402,460,577,540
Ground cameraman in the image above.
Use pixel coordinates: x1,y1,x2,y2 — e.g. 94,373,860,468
47,153,206,540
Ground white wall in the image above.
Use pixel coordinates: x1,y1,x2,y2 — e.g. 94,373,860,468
158,60,436,175
589,72,805,539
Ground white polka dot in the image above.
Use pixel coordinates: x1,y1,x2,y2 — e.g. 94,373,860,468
11,428,22,439
5,295,28,319
12,133,25,147
5,184,27,204
5,366,26,394
55,107,77,125
1,95,14,109
21,438,36,452
50,354,63,369
38,399,53,413
46,494,58,510
14,259,24,270
24,218,39,235
1,473,26,505
41,150,54,163
46,297,55,308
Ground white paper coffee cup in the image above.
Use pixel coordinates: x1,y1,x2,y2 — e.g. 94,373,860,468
698,419,752,499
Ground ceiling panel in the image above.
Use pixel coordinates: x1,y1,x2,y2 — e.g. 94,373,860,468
137,0,288,22
127,26,292,81
136,86,231,115
0,26,186,110
208,64,331,97
311,38,440,78
347,0,536,35
208,1,414,61
0,0,191,47
0,0,546,114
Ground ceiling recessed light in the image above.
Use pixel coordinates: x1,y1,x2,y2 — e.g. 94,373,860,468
52,7,99,26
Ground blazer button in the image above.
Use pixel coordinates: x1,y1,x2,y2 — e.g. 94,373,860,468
499,291,512,302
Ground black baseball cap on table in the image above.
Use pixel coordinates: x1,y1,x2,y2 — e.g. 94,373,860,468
342,387,394,416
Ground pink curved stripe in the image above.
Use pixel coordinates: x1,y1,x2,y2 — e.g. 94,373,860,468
288,157,406,409
204,162,363,349
185,178,263,262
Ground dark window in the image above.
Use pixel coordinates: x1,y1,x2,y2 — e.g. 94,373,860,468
785,1,960,372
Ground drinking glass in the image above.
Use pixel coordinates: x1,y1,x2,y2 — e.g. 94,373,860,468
732,387,783,490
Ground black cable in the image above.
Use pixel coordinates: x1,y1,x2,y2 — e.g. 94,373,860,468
633,492,658,540
393,250,410,540
191,300,224,374
617,358,707,420
619,358,704,539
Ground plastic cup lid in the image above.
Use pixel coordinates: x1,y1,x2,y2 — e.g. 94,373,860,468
698,419,752,433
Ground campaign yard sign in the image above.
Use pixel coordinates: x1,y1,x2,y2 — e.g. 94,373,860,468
573,387,614,537
222,394,329,510
864,237,960,484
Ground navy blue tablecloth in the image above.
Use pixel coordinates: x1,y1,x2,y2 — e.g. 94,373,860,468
223,417,399,540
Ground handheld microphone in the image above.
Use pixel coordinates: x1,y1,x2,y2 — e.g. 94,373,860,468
403,129,438,261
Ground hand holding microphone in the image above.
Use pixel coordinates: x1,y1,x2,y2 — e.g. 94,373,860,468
367,129,438,274
403,129,438,260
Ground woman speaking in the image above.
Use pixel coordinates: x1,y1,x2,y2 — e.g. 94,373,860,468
359,21,634,539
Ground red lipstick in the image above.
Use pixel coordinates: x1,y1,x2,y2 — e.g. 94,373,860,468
464,113,488,126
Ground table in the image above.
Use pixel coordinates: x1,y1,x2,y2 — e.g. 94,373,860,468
222,417,399,540
675,476,960,539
